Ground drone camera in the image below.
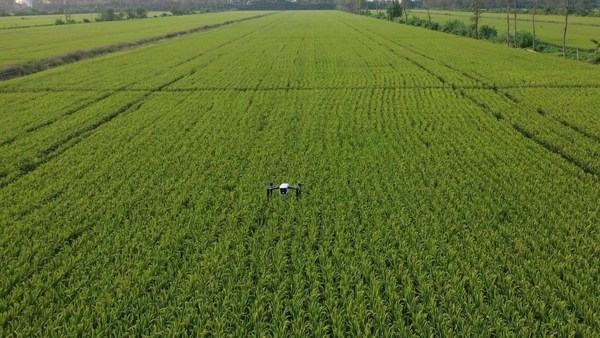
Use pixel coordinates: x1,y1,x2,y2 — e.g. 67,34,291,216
280,188,288,196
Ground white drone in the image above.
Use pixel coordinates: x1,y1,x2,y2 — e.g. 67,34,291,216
267,182,302,200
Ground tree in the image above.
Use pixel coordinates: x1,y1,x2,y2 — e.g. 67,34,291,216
472,0,481,39
563,0,571,57
63,0,72,23
135,7,146,18
375,0,382,17
336,0,365,12
170,3,188,15
423,0,432,24
126,7,146,19
593,39,600,53
513,0,518,47
532,0,537,50
336,0,365,13
506,0,510,46
479,25,498,39
387,0,402,20
99,8,118,21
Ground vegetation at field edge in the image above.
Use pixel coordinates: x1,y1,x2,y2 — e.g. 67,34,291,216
407,9,600,50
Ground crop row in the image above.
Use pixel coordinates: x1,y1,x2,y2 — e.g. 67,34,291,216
340,14,600,179
0,90,109,145
3,88,600,335
0,14,288,188
350,13,599,86
462,89,600,176
506,87,600,141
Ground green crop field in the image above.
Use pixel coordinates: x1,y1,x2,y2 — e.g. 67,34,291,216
1,10,600,336
405,9,600,49
0,11,270,67
0,12,178,29
0,13,98,28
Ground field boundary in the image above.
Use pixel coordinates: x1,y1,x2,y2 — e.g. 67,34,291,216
362,11,599,62
0,12,277,82
412,10,600,27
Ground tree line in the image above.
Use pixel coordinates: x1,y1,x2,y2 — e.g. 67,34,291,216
1,0,336,15
339,0,599,61
1,0,597,19
338,0,598,14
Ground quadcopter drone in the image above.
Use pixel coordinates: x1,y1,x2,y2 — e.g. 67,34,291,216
267,182,302,200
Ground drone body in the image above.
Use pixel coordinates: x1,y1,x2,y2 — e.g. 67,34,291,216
267,182,302,200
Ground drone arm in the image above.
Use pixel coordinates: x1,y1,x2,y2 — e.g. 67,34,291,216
267,182,278,199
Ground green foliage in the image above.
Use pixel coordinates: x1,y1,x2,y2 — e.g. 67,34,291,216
54,17,75,25
387,0,402,21
400,9,600,50
170,4,191,16
442,19,471,36
1,11,600,337
427,20,441,30
406,16,441,30
479,24,498,39
406,15,428,26
126,7,148,20
515,30,534,48
497,31,535,48
576,8,593,16
497,31,511,44
97,8,119,22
